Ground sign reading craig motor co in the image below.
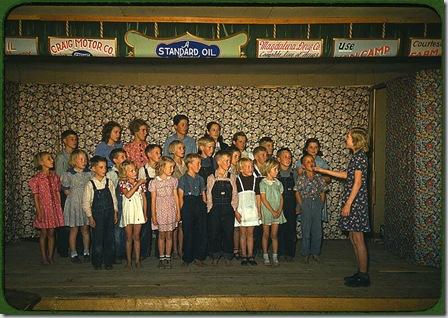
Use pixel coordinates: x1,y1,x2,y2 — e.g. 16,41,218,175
333,39,400,57
125,31,248,58
256,39,323,58
48,37,117,57
5,37,38,55
409,38,441,57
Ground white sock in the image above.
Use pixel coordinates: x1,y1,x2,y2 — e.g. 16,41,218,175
273,254,278,261
263,253,269,260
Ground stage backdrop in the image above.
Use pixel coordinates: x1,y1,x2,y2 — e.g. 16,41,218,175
385,69,442,268
4,82,370,242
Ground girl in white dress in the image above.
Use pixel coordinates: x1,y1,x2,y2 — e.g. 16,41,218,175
119,160,147,269
235,158,262,266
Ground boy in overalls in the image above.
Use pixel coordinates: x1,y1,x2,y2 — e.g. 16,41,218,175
206,150,238,265
83,156,118,270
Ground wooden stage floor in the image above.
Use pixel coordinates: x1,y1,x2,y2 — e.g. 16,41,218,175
4,239,442,313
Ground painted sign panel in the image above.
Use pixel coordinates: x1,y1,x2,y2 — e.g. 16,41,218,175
5,37,38,55
125,31,248,58
256,39,323,58
333,39,400,57
409,38,441,57
48,37,117,57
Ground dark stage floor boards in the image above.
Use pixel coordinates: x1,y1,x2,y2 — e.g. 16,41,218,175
4,239,442,313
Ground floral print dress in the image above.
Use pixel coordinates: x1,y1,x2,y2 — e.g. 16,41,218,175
339,150,370,232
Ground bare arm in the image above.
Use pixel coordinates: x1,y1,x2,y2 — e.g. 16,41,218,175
202,191,207,205
295,192,302,214
341,170,362,216
256,194,261,219
33,194,43,221
121,179,146,199
173,187,181,222
314,166,347,179
260,193,277,216
142,192,147,221
151,189,157,224
178,189,184,210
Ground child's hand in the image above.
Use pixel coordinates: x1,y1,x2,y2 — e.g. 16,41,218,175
235,211,242,223
313,166,322,173
341,203,351,217
152,215,157,225
144,214,148,223
295,205,301,215
114,212,118,224
137,179,146,186
176,213,181,223
64,190,70,196
297,166,304,175
89,216,96,228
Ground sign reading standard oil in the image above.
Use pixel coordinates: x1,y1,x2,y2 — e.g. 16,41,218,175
333,39,400,57
125,31,248,58
5,37,38,55
48,37,117,57
256,39,323,58
409,38,441,57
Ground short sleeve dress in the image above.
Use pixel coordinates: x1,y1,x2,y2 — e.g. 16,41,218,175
61,168,92,227
150,176,178,231
259,178,287,225
28,172,65,229
339,150,370,233
119,180,146,227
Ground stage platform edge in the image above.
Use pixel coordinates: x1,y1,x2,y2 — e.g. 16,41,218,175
33,296,439,312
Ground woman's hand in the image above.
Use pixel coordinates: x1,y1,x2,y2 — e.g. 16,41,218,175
341,203,351,217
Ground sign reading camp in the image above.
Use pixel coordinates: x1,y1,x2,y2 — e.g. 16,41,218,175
332,39,400,57
125,31,248,58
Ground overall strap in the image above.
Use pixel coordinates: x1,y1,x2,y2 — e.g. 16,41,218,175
252,175,256,191
237,175,244,191
90,180,97,191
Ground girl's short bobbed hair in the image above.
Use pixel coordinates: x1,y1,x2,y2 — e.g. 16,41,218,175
33,151,52,170
261,158,280,176
68,149,89,168
156,156,176,176
118,159,136,180
350,127,369,152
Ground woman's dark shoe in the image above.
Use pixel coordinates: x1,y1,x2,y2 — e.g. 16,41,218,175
344,272,370,287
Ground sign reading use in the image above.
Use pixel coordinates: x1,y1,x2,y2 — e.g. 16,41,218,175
48,37,117,57
125,31,248,58
333,39,400,57
5,37,38,55
409,38,441,57
256,39,323,58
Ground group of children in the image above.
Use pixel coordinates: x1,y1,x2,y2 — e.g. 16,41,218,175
29,114,371,287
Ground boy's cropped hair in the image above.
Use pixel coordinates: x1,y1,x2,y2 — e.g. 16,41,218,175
252,146,267,157
214,150,231,162
145,144,162,155
300,154,314,164
101,121,121,143
185,153,202,167
128,118,148,134
259,136,273,145
276,147,292,157
197,136,215,149
109,148,126,162
61,129,77,140
90,155,107,168
168,140,184,154
232,131,247,142
173,114,189,125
